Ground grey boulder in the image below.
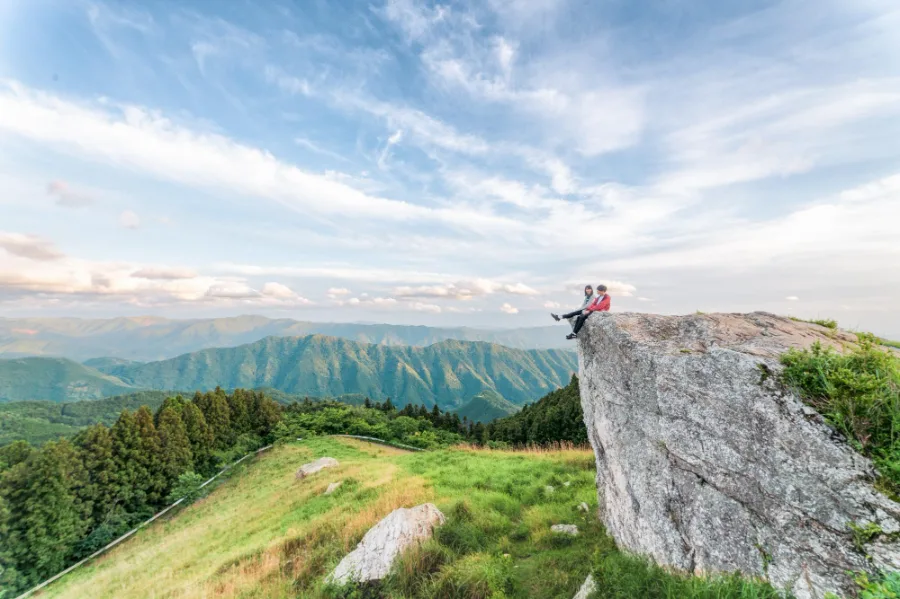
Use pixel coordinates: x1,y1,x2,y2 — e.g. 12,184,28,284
296,457,339,479
328,503,446,585
576,311,900,599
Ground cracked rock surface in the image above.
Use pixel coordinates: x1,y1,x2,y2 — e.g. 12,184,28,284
576,311,900,599
328,503,445,585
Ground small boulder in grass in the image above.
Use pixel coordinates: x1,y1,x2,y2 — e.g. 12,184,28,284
328,503,446,585
578,502,590,513
295,457,339,479
573,574,596,599
551,524,579,536
324,481,343,495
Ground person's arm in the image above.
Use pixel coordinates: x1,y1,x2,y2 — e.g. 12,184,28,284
585,295,610,312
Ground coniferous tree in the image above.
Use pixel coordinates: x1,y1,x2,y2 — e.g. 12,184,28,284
249,392,280,439
134,406,165,506
198,390,232,449
111,409,145,514
75,424,118,523
156,406,193,492
227,389,252,437
0,439,91,586
0,440,32,472
181,401,214,475
0,494,24,593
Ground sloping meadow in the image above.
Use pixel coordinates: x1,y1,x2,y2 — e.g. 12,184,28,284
37,437,785,599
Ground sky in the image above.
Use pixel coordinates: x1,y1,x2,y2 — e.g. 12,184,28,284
0,0,898,336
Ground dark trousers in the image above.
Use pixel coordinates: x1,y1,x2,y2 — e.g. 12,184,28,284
572,312,592,334
561,309,583,319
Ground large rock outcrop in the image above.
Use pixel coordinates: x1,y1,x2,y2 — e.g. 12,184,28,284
576,312,900,598
328,503,445,585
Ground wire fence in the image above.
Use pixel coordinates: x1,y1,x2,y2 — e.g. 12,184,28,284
13,444,273,599
331,434,425,452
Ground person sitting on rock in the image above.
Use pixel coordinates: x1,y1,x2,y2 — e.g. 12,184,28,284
566,284,610,340
551,284,594,323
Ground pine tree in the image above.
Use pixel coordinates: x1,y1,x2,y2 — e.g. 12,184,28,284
227,389,252,437
249,392,281,439
134,406,165,506
156,406,193,492
0,494,24,594
0,439,91,586
0,440,32,472
111,409,145,514
383,397,395,412
75,424,118,524
198,390,232,449
181,402,215,475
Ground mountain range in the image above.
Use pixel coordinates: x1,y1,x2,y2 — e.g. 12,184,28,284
0,316,568,361
0,335,576,410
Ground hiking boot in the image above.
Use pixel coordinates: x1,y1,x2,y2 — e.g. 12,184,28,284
566,333,577,340
551,313,561,321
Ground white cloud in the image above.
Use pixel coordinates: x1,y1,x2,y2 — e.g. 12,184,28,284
500,302,519,314
205,282,259,299
132,267,197,280
326,287,351,297
0,233,64,261
393,279,538,300
785,296,799,301
410,301,441,313
261,282,297,299
46,180,93,208
565,279,637,297
119,210,141,229
543,300,561,309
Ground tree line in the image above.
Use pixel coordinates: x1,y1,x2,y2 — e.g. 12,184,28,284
0,388,280,594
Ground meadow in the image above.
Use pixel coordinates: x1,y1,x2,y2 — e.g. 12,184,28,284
33,437,787,599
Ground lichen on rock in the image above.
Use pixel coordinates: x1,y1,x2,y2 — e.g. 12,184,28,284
576,311,900,599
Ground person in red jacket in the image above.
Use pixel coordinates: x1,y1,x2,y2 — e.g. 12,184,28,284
566,284,610,340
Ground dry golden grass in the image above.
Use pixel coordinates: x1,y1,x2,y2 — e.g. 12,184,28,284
38,439,432,599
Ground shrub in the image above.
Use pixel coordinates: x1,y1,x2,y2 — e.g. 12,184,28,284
856,570,900,599
780,335,900,494
166,471,207,504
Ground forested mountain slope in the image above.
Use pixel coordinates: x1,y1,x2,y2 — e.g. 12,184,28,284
97,335,576,410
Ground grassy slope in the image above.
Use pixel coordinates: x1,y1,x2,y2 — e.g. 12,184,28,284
39,438,782,599
103,336,577,410
0,357,136,403
38,438,601,599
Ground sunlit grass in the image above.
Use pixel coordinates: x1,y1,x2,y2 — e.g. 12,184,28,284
40,438,783,599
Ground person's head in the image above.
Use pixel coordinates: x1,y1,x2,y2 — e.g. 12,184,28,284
596,284,608,295
583,284,593,296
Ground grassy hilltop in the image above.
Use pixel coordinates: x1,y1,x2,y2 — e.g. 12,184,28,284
37,437,784,599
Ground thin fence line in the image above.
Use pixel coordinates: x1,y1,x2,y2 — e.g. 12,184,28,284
331,434,425,452
14,444,273,599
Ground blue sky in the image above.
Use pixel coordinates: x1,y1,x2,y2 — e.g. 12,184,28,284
0,0,898,335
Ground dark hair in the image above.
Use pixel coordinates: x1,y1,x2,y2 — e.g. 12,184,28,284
597,284,607,292
584,285,593,292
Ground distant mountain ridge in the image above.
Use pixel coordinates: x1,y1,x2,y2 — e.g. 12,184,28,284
0,335,576,410
0,357,137,403
0,316,568,361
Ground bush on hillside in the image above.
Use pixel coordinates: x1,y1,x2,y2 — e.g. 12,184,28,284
780,334,900,495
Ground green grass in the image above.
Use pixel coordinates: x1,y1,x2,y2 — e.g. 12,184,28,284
788,316,838,330
780,333,900,498
879,338,900,350
38,438,785,599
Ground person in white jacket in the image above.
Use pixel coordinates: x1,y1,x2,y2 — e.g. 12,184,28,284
550,285,593,323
